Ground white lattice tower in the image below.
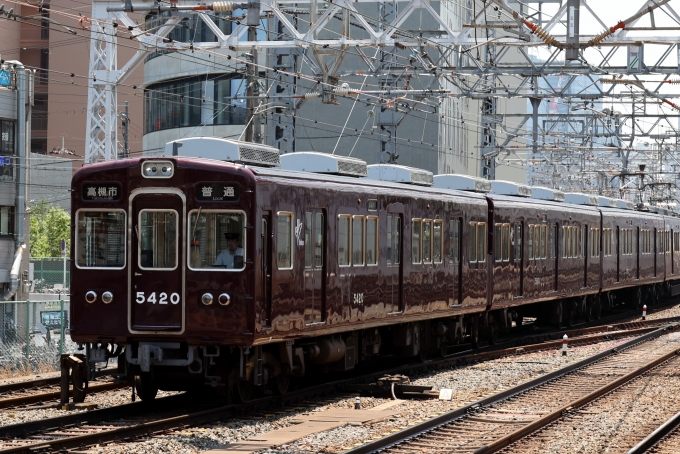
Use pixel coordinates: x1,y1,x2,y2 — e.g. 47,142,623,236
85,7,118,164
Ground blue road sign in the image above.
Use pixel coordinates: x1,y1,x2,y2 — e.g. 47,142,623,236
0,71,10,88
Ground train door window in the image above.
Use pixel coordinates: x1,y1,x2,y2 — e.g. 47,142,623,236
338,215,351,266
305,213,313,268
513,222,522,262
188,210,246,270
423,220,433,264
540,225,547,259
675,231,680,252
366,216,378,266
314,213,324,267
527,225,534,260
413,219,422,263
666,231,671,253
494,224,502,262
468,222,477,263
352,216,365,266
75,210,126,269
276,212,294,270
393,217,401,264
433,220,444,264
477,222,487,262
554,223,559,259
562,226,568,258
502,224,510,262
450,218,461,263
139,210,178,270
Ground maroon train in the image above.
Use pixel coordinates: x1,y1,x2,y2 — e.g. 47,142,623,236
69,139,680,400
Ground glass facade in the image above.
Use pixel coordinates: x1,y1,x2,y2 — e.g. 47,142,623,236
0,120,14,180
144,75,246,134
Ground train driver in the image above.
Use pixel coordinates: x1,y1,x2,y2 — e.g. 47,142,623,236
213,232,244,268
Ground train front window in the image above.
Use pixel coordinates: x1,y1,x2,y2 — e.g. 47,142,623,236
188,210,246,271
139,210,178,270
76,210,126,269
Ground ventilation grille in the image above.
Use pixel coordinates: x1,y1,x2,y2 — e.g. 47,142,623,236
337,160,368,177
410,170,435,186
238,146,280,167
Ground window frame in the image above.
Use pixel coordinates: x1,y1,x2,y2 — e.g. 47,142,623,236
75,209,127,270
366,215,378,266
413,218,423,264
276,211,295,270
433,220,444,264
187,209,247,272
138,208,179,271
352,215,365,266
337,214,352,267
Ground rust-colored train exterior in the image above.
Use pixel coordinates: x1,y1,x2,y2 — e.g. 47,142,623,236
70,151,680,400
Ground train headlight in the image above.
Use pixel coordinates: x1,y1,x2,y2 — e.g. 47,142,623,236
218,293,231,306
102,291,113,304
201,293,214,305
85,291,97,304
142,160,174,178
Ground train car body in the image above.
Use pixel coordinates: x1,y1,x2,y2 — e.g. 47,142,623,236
69,139,680,400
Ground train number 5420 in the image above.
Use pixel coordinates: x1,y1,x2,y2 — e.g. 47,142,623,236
136,292,181,305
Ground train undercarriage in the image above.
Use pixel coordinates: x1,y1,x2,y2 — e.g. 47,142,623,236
62,282,671,404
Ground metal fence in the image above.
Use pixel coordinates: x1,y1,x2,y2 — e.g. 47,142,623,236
0,299,75,375
30,257,70,293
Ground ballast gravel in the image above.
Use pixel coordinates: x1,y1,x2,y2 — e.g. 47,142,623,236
3,302,680,453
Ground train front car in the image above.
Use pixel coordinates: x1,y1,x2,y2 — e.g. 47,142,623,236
70,157,257,400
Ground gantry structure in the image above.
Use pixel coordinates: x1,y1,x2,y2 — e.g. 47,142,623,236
84,0,680,205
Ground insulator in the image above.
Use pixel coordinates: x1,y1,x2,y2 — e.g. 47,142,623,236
212,1,235,12
333,88,350,96
588,29,612,47
664,79,680,85
304,92,320,99
533,26,559,47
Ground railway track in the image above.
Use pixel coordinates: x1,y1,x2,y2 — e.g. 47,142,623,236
344,324,680,454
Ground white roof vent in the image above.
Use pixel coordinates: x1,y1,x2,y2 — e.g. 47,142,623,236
279,152,367,177
490,180,531,197
164,137,280,167
615,199,634,210
432,174,490,193
598,196,616,208
367,164,433,186
564,193,599,206
531,187,565,202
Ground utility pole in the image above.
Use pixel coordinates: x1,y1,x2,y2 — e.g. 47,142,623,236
245,0,261,144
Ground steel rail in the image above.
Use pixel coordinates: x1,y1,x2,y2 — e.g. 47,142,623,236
343,324,678,454
0,381,123,410
626,410,680,454
0,368,113,394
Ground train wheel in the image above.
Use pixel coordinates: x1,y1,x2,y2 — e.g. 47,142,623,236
236,379,253,402
134,374,158,401
275,376,290,395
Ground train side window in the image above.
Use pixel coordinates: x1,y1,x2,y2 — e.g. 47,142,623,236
514,222,522,263
314,213,324,267
468,221,477,263
450,219,461,263
394,217,401,264
666,230,671,253
366,216,378,266
352,216,365,266
423,220,432,264
477,222,487,263
139,210,178,270
528,224,533,260
75,210,126,269
338,215,351,267
562,226,567,258
276,212,294,270
413,219,422,264
433,220,443,264
675,231,680,252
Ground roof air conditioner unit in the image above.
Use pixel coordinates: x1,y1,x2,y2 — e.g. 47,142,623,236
531,187,565,202
279,152,367,177
164,137,280,167
490,180,532,197
564,193,599,206
367,164,434,186
432,174,490,193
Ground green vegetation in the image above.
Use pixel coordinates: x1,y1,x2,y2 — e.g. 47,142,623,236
29,200,70,257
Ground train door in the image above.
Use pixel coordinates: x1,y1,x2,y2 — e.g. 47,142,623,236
616,226,620,282
554,223,559,291
261,212,273,326
304,210,325,324
513,221,523,298
129,189,185,333
387,213,403,313
583,226,588,288
450,217,463,305
654,228,658,277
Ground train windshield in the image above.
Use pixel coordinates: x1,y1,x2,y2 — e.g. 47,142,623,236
75,210,126,268
188,210,246,271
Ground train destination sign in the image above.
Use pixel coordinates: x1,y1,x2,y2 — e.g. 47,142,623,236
82,183,122,201
196,183,239,201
